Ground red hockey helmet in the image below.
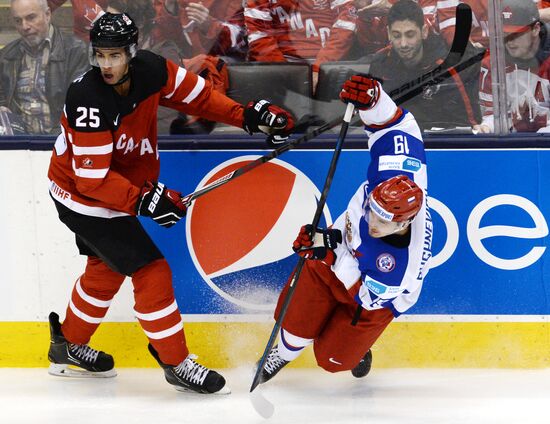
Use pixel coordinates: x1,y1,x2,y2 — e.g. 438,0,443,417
369,175,423,222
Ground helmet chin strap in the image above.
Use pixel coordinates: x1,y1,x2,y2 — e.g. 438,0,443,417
109,69,131,86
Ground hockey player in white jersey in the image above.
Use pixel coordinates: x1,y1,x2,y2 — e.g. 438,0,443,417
257,75,433,382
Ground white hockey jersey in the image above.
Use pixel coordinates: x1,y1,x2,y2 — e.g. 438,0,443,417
331,98,432,317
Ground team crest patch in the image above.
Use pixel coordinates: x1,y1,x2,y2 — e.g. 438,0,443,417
376,253,395,272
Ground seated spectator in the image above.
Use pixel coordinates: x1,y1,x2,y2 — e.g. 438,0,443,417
244,0,358,93
353,0,437,55
436,0,489,49
106,0,229,134
47,0,108,43
163,0,247,61
476,0,550,133
367,0,481,132
0,0,90,135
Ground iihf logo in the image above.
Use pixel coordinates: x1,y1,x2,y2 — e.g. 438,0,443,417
376,253,396,273
186,156,332,311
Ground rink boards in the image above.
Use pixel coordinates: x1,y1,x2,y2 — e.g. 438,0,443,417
0,147,549,368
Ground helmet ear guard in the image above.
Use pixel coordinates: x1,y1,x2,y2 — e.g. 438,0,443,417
369,175,423,223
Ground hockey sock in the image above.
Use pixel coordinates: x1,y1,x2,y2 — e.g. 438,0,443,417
277,328,313,361
62,257,124,344
132,259,188,365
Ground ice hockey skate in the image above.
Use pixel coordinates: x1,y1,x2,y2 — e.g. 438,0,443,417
47,312,116,378
351,349,372,378
147,343,230,394
257,345,289,384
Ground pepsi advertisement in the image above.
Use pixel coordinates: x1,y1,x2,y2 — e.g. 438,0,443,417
142,149,550,317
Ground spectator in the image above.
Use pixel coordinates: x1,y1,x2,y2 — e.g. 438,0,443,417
163,0,247,61
106,0,230,134
0,0,89,135
244,0,358,93
476,0,550,133
47,0,108,43
436,0,489,49
353,0,437,55
368,0,481,132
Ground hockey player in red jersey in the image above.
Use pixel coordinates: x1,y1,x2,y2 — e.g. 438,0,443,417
255,76,431,384
46,12,294,394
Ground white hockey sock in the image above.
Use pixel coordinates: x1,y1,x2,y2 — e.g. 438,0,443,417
277,328,313,361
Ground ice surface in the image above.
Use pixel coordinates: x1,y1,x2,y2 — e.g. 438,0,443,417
1,367,549,424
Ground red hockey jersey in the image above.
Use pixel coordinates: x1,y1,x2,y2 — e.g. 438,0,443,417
436,0,489,48
48,50,244,218
244,0,358,72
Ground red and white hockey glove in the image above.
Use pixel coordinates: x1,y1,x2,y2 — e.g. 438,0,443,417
292,224,342,266
340,74,381,110
243,99,295,147
136,181,187,228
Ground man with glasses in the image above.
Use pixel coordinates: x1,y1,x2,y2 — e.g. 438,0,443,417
0,0,89,135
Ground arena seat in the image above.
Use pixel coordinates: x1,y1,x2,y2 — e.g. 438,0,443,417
313,61,373,126
226,62,313,122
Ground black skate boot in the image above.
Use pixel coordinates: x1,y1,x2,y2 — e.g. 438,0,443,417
257,345,289,384
148,343,229,394
351,349,372,378
47,312,116,378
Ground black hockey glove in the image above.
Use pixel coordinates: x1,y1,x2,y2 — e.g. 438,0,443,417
243,99,295,147
136,181,187,228
292,224,342,266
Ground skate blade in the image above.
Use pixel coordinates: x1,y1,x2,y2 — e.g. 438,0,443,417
174,384,231,395
48,363,117,378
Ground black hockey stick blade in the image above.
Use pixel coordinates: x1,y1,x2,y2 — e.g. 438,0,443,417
445,3,473,67
249,103,355,398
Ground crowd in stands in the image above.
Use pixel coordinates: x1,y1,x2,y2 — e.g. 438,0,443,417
0,0,550,136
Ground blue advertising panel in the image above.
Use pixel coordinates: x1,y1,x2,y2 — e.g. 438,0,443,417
142,149,550,316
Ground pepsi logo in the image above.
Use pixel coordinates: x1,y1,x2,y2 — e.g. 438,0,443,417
186,156,333,311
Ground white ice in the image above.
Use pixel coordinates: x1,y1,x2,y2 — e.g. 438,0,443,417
1,368,549,424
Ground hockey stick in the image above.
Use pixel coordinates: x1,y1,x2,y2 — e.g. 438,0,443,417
180,115,342,205
249,102,354,404
179,5,472,206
